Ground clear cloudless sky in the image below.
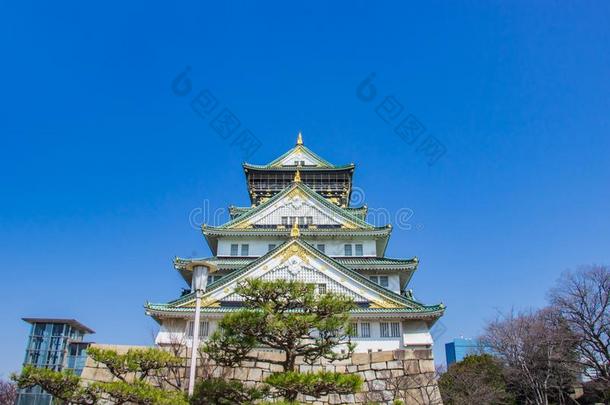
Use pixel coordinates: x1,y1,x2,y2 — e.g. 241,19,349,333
1,1,609,377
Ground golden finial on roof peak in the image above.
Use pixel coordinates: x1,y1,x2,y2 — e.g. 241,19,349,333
290,221,300,238
296,131,303,145
294,169,302,183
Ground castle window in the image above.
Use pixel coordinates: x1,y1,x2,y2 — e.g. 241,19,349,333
344,244,352,256
317,284,327,294
391,322,401,337
380,322,400,338
187,321,209,337
355,244,363,256
268,244,276,251
230,244,238,256
349,322,358,338
379,276,389,288
380,322,389,337
369,275,389,288
306,216,313,225
241,244,249,256
360,322,371,338
316,244,325,253
281,217,288,226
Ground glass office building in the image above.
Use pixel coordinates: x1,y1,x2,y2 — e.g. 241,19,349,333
445,337,482,366
16,318,94,405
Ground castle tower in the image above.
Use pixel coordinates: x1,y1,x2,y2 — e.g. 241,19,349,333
146,134,444,353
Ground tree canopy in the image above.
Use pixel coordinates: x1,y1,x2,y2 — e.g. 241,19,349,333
202,278,362,401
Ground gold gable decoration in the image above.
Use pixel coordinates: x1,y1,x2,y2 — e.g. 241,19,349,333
278,243,310,265
180,298,220,308
369,300,404,309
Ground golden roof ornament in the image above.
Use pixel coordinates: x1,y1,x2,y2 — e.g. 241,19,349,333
296,131,303,145
294,169,301,183
290,221,300,238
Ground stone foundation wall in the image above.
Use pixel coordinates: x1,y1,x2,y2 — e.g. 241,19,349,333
81,344,442,405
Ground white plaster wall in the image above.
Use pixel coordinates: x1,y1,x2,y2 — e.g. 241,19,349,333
217,239,284,256
155,319,187,345
156,318,219,346
349,320,405,352
217,238,377,257
385,275,401,294
402,320,433,347
156,318,426,352
315,239,377,256
352,338,402,352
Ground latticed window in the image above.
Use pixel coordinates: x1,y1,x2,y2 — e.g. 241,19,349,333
391,322,401,337
317,284,327,294
380,322,400,338
241,244,249,256
281,217,288,225
380,322,389,337
268,244,276,251
360,322,371,338
344,244,352,256
349,322,358,338
230,244,238,256
355,244,363,256
187,321,209,337
316,244,325,253
379,276,389,288
369,275,389,288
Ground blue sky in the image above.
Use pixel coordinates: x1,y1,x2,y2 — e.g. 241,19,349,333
1,1,609,377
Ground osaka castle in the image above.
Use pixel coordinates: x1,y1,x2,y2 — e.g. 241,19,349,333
145,134,445,352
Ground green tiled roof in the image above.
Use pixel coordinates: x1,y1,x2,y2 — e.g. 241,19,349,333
202,226,391,237
175,256,417,271
345,206,368,220
228,206,252,219
145,303,445,317
215,182,375,230
243,163,355,171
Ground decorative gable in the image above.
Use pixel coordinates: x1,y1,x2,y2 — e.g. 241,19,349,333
177,240,409,309
273,146,329,167
223,183,371,230
245,190,342,227
266,134,333,168
224,260,370,302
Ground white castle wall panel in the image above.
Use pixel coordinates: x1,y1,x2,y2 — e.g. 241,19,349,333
217,238,377,257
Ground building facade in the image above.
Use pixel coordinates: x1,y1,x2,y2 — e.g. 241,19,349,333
146,135,444,354
445,338,481,366
17,318,94,405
